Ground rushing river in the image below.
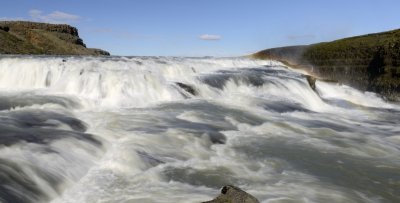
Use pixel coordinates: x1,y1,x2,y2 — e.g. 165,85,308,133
0,56,399,203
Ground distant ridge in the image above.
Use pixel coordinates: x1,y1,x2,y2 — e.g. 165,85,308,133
0,21,109,56
252,29,400,101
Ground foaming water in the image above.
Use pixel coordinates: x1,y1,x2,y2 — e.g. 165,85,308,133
0,56,399,203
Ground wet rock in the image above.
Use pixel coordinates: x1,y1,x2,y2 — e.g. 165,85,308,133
176,82,197,95
306,75,316,91
203,185,259,203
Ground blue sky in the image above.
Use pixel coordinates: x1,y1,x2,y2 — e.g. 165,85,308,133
1,0,400,56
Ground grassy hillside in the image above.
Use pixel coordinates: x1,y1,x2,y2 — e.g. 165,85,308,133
253,29,400,101
0,30,41,54
0,21,109,56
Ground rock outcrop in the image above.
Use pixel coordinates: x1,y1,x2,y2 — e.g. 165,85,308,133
203,185,259,203
0,21,109,56
252,29,400,101
0,26,10,32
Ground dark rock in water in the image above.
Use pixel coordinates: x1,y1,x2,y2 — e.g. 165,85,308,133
203,185,259,203
176,82,197,95
306,75,316,91
206,131,226,144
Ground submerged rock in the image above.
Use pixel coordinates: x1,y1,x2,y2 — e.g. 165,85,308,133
176,82,197,95
306,75,316,91
203,185,259,203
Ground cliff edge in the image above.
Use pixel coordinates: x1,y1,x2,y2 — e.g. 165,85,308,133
252,29,400,101
0,21,110,56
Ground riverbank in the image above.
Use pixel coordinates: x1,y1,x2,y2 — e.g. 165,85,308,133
252,29,400,101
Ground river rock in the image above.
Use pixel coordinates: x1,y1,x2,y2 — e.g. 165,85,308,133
203,185,260,203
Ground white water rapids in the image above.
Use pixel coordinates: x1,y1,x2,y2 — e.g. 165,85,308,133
0,56,399,203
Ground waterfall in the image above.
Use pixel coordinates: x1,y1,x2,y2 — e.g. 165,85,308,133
0,56,399,203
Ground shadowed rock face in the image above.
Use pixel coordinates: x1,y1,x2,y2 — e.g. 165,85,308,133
253,29,400,101
0,26,9,32
0,21,110,55
203,185,259,203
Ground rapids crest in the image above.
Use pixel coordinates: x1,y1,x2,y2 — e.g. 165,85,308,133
0,56,399,203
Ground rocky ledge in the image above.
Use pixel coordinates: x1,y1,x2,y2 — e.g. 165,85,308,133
0,21,109,56
252,29,400,101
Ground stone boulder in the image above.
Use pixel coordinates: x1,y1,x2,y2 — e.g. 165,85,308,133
203,185,259,203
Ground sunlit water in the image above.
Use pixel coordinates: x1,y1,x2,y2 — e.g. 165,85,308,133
0,56,399,203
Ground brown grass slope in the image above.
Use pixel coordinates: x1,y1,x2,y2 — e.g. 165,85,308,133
0,21,109,56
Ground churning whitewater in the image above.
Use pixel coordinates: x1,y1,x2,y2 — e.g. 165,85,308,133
0,56,399,203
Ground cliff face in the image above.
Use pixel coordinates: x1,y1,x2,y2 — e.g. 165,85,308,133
253,29,400,101
0,21,110,56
